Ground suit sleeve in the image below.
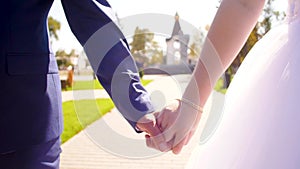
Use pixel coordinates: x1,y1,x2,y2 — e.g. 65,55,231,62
60,0,155,131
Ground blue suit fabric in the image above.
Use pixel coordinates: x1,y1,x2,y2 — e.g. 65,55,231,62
0,0,154,153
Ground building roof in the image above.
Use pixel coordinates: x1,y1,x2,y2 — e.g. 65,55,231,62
171,12,182,37
166,12,183,42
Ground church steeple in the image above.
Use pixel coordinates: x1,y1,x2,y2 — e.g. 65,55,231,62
165,12,190,65
171,12,182,37
175,12,179,21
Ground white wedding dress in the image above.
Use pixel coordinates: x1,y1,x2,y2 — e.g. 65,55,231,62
188,0,300,168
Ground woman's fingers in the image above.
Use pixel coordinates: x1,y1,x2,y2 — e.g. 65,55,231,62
172,135,189,154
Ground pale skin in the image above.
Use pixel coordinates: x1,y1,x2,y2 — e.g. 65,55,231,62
137,0,267,154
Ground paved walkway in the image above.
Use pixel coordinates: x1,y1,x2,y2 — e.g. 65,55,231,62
60,75,225,169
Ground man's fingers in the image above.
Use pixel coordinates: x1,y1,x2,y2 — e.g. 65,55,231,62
153,111,164,129
137,113,171,152
148,125,171,152
146,134,171,152
136,113,156,132
145,134,156,149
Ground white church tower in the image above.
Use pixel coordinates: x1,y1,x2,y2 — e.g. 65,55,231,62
165,13,190,65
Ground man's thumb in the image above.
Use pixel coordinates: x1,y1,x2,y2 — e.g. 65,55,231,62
136,113,170,152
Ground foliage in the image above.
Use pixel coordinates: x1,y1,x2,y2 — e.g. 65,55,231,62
56,50,68,57
189,43,199,58
189,28,205,59
258,0,286,35
214,78,227,94
148,49,164,65
130,27,164,66
224,0,285,87
130,27,154,53
56,49,79,69
56,49,78,58
48,16,61,41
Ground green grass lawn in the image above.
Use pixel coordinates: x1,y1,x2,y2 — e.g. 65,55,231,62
61,78,153,143
66,79,153,91
61,99,114,143
214,78,227,94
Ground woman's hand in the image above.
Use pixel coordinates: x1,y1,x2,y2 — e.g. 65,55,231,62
146,99,202,154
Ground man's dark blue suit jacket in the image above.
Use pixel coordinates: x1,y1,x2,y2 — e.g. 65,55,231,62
0,0,154,153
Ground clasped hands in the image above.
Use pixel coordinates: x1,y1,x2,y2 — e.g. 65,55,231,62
136,99,203,154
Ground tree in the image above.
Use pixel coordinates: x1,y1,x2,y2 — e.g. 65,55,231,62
223,0,285,88
55,49,68,57
48,16,61,41
55,49,79,69
130,27,163,66
258,0,286,35
189,43,199,58
189,28,205,60
149,52,164,65
130,27,154,53
67,49,78,58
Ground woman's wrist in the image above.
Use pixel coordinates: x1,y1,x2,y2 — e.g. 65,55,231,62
183,61,213,110
177,98,204,113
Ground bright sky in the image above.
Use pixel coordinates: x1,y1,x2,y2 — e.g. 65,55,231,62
48,0,287,53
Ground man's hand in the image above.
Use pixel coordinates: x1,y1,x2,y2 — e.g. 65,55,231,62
136,113,171,152
145,100,202,154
